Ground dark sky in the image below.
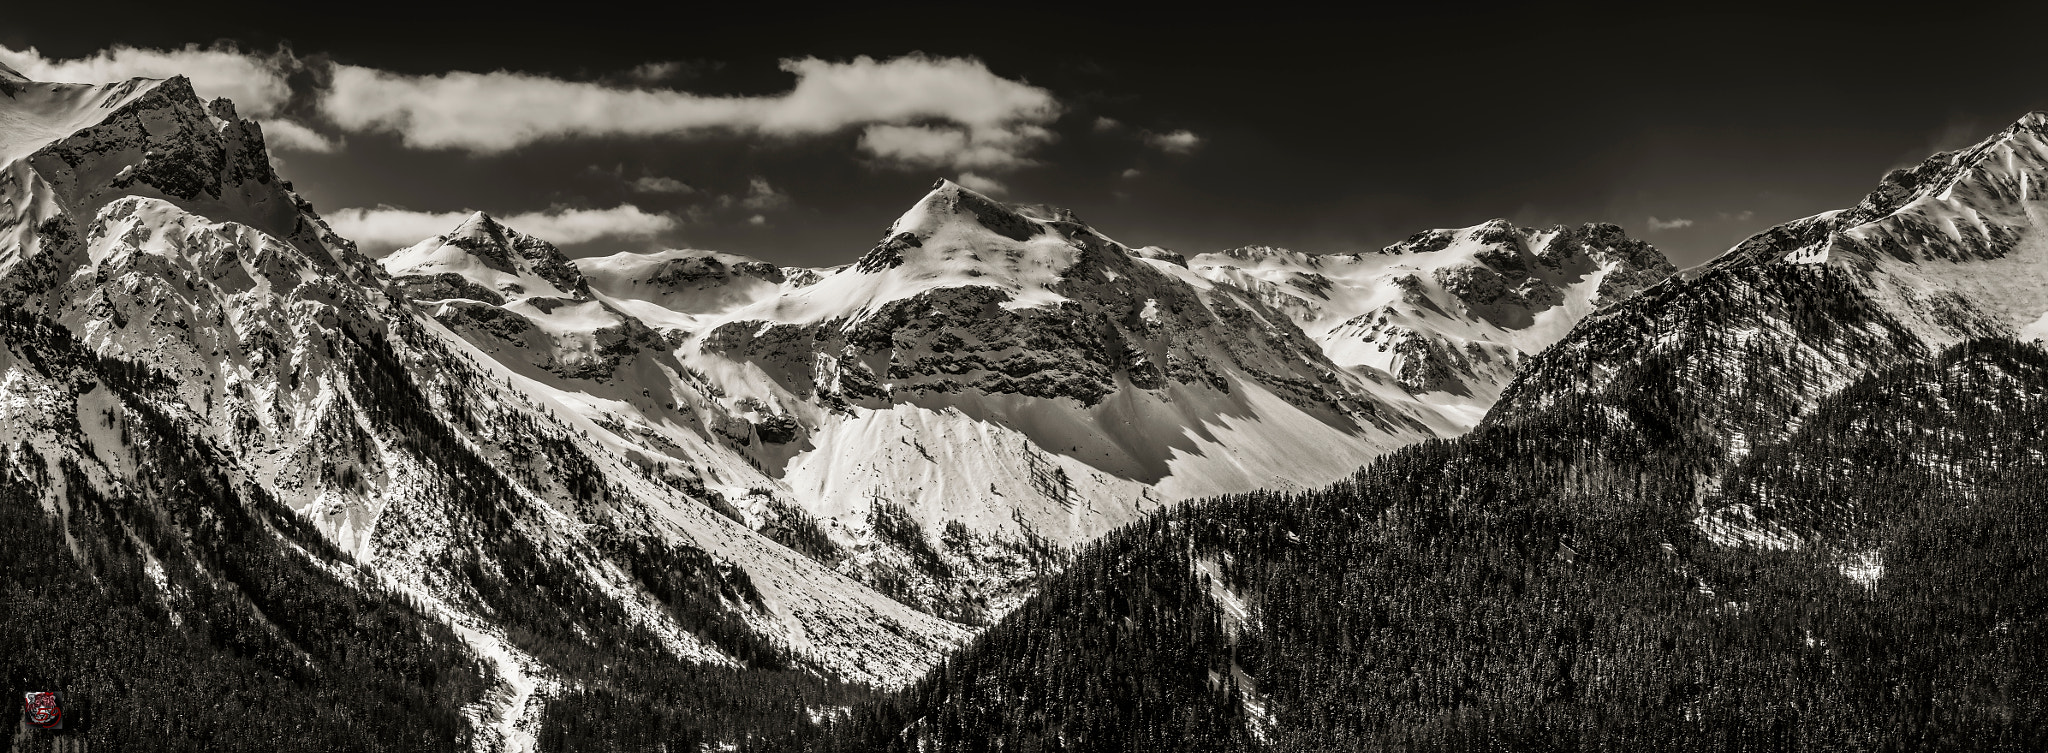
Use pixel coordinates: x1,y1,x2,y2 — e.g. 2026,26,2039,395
8,1,2048,269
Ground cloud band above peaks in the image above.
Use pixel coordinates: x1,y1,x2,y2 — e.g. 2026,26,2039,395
328,205,678,253
319,54,1061,168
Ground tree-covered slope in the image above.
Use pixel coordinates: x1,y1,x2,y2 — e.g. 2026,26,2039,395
0,307,488,752
819,338,2048,752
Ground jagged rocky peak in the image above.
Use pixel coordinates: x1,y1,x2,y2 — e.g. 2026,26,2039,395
1381,227,1461,255
1808,110,2048,269
1378,219,1666,273
1428,219,1674,327
1,66,376,297
1678,110,2048,340
1836,110,2048,233
381,210,592,302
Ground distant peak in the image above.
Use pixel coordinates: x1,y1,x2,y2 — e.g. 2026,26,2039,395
1210,245,1316,268
0,59,25,83
1381,228,1460,256
449,210,508,241
886,178,1037,241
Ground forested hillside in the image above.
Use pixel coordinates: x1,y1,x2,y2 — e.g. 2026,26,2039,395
817,338,2048,752
0,307,488,752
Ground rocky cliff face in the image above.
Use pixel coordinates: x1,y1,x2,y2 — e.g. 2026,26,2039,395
701,182,1365,416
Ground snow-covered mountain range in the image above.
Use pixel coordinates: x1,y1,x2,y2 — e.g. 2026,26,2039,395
376,177,1679,625
1,61,1680,751
0,65,964,752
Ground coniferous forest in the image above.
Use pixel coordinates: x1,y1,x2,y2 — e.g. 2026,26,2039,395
813,339,2048,752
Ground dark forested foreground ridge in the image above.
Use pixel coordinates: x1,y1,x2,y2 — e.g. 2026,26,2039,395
821,337,2048,752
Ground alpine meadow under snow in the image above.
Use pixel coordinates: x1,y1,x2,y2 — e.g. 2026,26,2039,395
3,42,2048,753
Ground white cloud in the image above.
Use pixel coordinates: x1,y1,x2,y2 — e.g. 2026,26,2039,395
1120,168,1142,179
319,54,1061,168
630,176,694,194
1647,216,1695,232
747,214,768,226
1144,129,1203,154
327,204,678,252
0,43,295,116
858,123,1054,170
1093,117,1122,132
736,177,789,211
955,172,1007,195
261,119,342,153
628,61,685,83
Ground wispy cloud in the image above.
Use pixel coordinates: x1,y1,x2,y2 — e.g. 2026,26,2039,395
261,119,342,153
3,46,1064,167
319,54,1062,169
1120,168,1142,179
1647,216,1695,232
630,176,695,194
328,204,678,253
732,177,789,211
857,123,1053,171
627,61,685,83
687,178,793,226
1143,129,1202,154
955,172,1007,195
